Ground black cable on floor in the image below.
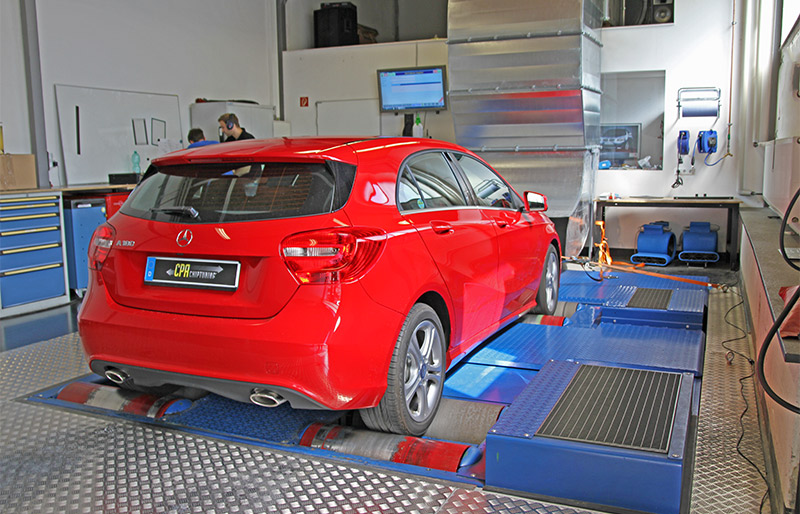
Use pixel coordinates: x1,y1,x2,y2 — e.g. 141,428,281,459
580,262,604,282
718,287,770,512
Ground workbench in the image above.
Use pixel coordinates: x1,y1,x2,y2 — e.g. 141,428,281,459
594,196,742,270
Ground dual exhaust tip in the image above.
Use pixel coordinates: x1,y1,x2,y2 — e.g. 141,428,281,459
105,368,286,408
249,388,287,408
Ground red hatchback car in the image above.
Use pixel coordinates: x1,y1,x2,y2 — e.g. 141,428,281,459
78,137,560,435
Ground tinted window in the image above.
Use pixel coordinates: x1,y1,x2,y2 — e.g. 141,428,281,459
402,152,467,210
122,161,355,223
454,154,522,209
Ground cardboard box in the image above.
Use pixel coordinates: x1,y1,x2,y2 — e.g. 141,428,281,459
0,154,38,191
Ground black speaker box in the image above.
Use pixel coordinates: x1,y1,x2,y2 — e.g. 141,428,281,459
647,0,674,24
314,2,358,48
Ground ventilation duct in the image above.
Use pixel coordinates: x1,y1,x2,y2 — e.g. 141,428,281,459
448,0,603,257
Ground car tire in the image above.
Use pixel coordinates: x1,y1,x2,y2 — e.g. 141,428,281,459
533,245,560,315
360,304,446,436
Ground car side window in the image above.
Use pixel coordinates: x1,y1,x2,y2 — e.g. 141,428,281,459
398,168,425,211
403,152,468,209
454,154,522,209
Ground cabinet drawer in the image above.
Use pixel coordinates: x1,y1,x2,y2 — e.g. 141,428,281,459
0,225,62,249
0,263,65,308
0,244,63,270
0,199,59,217
0,212,60,232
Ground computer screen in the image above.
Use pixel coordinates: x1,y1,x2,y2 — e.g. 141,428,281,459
377,66,447,113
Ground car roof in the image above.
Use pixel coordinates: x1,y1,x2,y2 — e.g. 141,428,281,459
152,137,474,167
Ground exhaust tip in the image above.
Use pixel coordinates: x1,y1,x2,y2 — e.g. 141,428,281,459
250,388,287,408
105,368,129,385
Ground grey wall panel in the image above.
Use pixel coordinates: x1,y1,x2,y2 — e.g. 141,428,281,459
582,89,602,146
448,36,601,93
451,89,601,149
447,0,601,255
448,0,603,42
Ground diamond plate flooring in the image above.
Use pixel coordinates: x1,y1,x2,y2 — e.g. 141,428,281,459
0,335,598,514
690,288,770,513
0,286,769,513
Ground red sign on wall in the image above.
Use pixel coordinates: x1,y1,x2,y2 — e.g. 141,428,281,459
300,97,309,107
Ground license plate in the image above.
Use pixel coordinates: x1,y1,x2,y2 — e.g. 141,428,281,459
144,256,240,290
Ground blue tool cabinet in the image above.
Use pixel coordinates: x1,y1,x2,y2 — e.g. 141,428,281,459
0,192,70,317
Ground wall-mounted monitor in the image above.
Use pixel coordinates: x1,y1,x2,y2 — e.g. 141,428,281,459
377,66,447,113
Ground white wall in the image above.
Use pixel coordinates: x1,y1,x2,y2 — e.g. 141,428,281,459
597,1,743,248
0,0,33,153
1,0,277,184
283,39,454,141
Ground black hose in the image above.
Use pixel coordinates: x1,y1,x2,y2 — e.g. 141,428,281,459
756,185,800,414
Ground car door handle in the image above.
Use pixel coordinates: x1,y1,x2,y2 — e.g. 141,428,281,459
494,217,509,228
430,221,453,234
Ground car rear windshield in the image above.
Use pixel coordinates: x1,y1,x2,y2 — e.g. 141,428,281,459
121,161,356,223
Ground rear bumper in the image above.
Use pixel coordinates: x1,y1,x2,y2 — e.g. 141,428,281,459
78,276,404,410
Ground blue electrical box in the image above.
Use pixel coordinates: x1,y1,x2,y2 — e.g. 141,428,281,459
63,198,107,290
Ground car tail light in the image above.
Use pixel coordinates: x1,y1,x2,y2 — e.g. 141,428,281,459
280,227,387,284
88,223,116,270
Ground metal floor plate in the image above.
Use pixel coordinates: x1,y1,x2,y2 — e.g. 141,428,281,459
690,288,771,513
0,334,599,514
0,285,769,513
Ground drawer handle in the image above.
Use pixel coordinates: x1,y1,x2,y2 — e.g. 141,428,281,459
0,226,59,237
1,243,61,255
0,262,62,277
0,196,58,204
0,202,58,211
0,213,58,222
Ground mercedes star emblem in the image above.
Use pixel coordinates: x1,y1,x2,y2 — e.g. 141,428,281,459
176,229,193,247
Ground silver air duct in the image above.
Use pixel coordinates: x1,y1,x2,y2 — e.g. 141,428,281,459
448,0,603,257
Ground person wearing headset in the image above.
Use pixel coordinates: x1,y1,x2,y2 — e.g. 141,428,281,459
217,113,255,142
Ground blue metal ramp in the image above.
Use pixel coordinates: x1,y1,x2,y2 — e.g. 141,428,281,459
470,322,705,376
486,360,694,514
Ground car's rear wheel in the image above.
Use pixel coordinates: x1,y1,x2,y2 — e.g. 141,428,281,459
360,304,445,435
533,245,560,315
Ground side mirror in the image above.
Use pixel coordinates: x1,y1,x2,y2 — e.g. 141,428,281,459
525,191,548,212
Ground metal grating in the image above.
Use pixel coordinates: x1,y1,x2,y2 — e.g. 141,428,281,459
536,365,681,453
626,288,673,310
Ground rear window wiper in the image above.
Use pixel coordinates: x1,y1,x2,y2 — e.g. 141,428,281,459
150,206,201,220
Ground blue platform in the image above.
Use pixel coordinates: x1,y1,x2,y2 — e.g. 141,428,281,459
470,322,705,376
486,360,694,514
559,270,708,330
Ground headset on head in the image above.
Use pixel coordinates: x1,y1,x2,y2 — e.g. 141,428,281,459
222,114,236,130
